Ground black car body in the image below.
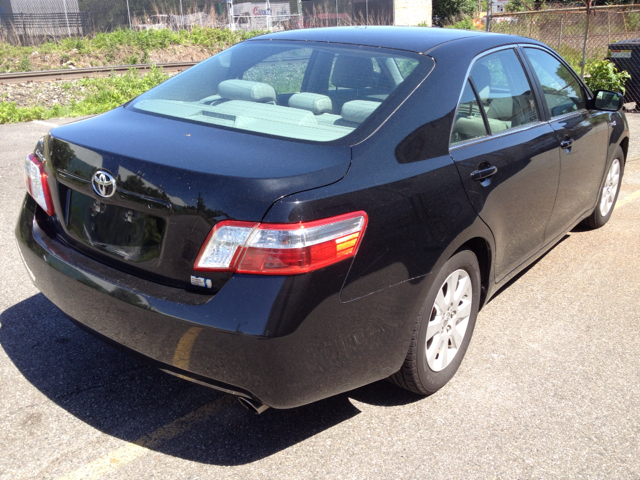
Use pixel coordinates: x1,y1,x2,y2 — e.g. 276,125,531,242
16,27,629,410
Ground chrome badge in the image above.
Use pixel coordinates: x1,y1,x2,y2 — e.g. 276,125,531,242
92,170,116,198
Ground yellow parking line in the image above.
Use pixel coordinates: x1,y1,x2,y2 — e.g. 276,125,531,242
56,397,229,480
172,327,203,370
617,189,640,209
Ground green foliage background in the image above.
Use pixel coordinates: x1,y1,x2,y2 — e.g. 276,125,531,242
433,0,478,25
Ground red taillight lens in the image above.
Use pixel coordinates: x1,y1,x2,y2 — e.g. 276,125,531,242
194,211,368,275
24,153,55,216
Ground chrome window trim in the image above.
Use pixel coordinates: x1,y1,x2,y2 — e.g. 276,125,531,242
450,119,547,151
548,109,588,123
448,44,542,151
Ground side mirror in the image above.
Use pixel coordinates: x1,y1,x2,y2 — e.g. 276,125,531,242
592,90,623,111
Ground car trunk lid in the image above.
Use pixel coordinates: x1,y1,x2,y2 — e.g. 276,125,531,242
46,107,351,293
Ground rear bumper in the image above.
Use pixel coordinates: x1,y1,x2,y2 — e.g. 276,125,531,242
15,195,423,408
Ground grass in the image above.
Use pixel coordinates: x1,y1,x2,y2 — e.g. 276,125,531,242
0,66,170,124
0,26,264,73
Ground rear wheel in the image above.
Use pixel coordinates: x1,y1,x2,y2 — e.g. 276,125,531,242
390,250,481,395
582,147,625,230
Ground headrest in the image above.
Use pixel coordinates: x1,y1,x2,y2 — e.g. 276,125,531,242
330,55,374,89
341,100,380,124
218,79,276,103
471,64,491,100
288,93,333,115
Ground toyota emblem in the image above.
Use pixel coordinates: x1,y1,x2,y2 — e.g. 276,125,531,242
92,170,116,198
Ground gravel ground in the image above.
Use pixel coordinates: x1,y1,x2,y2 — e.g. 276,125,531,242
0,81,88,108
0,115,639,479
0,72,179,109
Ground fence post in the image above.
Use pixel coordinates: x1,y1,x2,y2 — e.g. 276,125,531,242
366,0,369,26
126,0,132,29
580,8,590,78
21,14,26,46
62,0,71,37
559,14,563,50
529,12,533,38
485,0,491,32
607,10,610,45
267,0,272,31
623,10,629,40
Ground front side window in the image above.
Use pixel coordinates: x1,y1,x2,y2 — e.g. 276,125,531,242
128,41,429,143
470,48,539,134
524,48,586,117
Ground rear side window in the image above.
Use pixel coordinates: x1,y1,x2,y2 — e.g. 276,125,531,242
524,48,586,117
470,49,539,133
128,41,428,143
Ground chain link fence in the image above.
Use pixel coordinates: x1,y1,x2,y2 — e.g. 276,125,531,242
0,0,393,45
488,5,640,105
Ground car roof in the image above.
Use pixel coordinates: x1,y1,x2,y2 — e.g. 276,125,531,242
249,26,538,54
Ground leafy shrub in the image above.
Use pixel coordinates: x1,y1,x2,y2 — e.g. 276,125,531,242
445,17,480,30
584,59,631,95
432,0,477,25
18,56,32,71
124,54,140,65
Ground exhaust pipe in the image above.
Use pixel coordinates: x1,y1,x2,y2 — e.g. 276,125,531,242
238,397,270,414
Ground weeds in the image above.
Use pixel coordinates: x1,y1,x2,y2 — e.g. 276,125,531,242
0,66,170,124
0,26,263,73
18,56,33,71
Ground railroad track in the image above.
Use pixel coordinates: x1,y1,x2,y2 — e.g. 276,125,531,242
0,61,198,85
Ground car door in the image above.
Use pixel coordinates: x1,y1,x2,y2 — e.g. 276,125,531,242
522,47,610,240
450,47,561,282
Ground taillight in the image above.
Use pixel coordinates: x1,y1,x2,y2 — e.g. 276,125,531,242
24,153,55,216
194,211,368,275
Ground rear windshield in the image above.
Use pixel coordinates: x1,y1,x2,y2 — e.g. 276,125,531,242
128,40,427,143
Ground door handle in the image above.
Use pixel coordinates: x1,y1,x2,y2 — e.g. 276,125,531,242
560,138,573,149
470,165,498,181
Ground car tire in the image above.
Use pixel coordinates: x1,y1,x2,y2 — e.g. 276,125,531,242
582,147,625,230
389,250,481,395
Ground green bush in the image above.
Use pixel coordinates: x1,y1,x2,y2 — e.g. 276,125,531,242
584,59,631,95
445,17,480,30
18,56,32,71
433,0,477,25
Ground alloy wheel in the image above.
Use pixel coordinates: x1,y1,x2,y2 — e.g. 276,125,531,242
425,269,473,372
600,158,621,217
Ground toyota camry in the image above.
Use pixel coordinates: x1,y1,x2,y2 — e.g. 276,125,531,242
16,26,628,412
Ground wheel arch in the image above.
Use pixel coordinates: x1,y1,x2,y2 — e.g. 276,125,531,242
453,236,492,308
619,136,629,163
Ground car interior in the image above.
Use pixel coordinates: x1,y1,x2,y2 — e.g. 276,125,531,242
132,47,420,142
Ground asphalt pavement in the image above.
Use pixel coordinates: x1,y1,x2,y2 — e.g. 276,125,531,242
1,115,639,479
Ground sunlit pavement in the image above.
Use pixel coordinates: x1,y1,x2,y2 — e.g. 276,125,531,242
1,116,639,479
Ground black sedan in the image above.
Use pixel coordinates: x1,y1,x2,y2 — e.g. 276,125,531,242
16,26,628,412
